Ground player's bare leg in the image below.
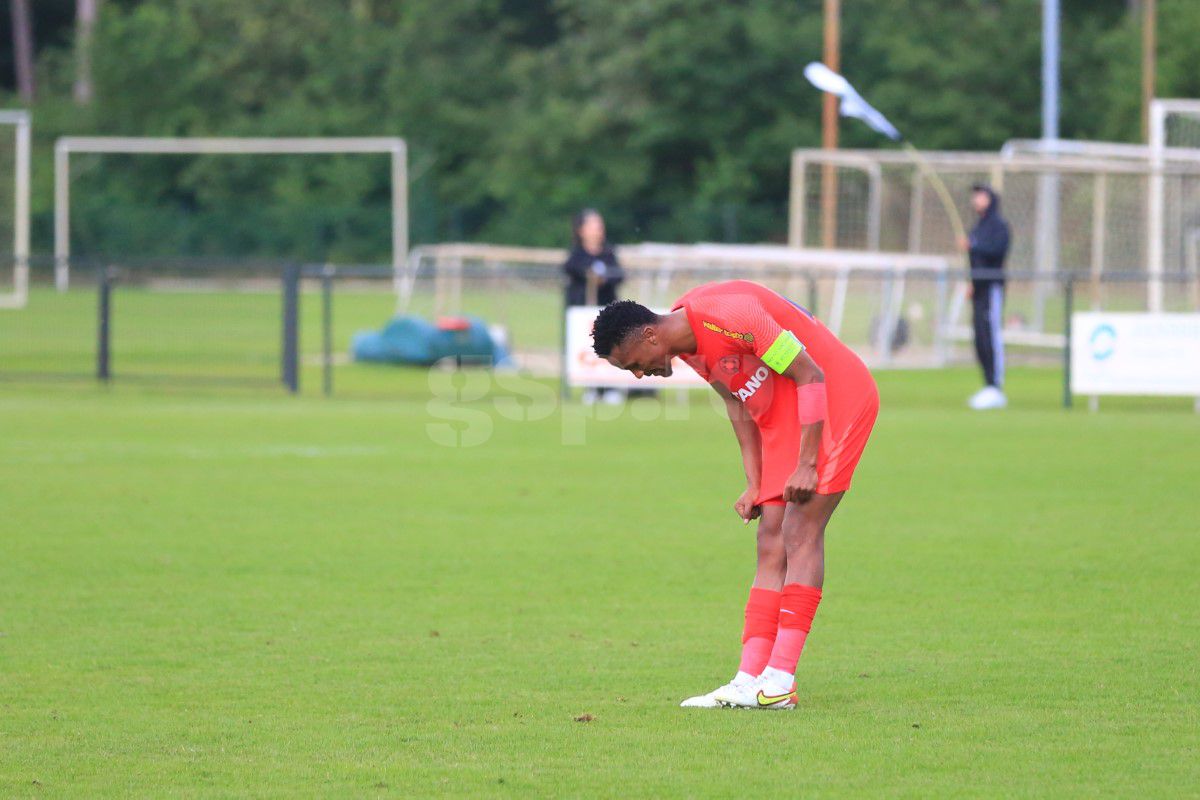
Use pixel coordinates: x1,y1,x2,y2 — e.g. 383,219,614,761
781,491,843,588
751,504,787,589
746,491,844,708
682,506,786,708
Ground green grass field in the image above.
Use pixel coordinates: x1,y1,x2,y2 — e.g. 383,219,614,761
2,365,1198,798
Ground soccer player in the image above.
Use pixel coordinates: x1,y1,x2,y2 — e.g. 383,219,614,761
591,280,878,710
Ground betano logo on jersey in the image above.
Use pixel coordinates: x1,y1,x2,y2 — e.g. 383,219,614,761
702,320,755,343
735,365,771,401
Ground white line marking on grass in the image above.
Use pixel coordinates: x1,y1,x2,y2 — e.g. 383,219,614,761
1,442,391,464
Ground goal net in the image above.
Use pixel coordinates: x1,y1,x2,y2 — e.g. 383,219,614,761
393,242,955,374
790,128,1200,354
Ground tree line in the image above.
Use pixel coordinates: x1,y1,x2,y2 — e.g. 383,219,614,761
2,0,1199,262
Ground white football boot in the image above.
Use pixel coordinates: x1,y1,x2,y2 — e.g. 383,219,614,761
714,668,797,710
680,671,756,708
750,670,799,710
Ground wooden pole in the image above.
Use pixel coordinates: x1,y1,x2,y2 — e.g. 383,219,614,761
820,0,841,249
1142,0,1156,142
73,0,100,105
10,0,35,102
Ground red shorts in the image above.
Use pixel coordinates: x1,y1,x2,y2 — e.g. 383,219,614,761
755,382,879,506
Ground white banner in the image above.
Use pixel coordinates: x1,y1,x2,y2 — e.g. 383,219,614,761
1071,312,1200,396
564,306,708,389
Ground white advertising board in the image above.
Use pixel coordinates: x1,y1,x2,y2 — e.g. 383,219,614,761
1071,312,1200,396
564,306,709,389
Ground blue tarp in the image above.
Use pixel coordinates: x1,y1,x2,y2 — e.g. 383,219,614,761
351,315,513,367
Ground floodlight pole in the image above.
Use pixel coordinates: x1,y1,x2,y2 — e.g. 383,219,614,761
1142,0,1157,142
1042,0,1059,143
1034,0,1061,329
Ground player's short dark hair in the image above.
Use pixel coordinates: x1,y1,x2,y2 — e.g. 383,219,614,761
592,300,659,356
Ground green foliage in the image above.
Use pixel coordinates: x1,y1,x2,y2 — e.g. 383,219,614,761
5,0,1200,255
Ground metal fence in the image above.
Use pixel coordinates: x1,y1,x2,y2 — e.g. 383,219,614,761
0,258,294,388
2,254,1196,407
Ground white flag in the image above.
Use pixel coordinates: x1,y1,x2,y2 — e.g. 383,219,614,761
803,62,901,142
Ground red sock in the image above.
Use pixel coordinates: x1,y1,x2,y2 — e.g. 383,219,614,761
738,587,781,675
766,583,822,675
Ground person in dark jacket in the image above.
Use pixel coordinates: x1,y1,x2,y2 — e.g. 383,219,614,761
563,209,624,307
962,184,1010,410
563,209,626,404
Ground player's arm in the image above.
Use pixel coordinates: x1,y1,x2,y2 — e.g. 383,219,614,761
697,295,825,504
711,380,763,523
760,329,825,505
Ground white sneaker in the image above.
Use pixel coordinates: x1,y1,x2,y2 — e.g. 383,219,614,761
747,671,798,711
680,671,755,708
968,386,1007,410
601,388,624,405
712,670,797,710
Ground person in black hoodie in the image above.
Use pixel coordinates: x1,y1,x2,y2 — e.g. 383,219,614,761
563,209,626,404
563,208,624,307
962,184,1011,410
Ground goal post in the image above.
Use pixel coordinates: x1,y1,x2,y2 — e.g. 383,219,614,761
0,110,31,309
53,136,408,291
1148,99,1200,313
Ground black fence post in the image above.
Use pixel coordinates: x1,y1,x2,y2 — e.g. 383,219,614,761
1062,276,1074,410
281,264,300,394
96,266,113,382
322,265,333,397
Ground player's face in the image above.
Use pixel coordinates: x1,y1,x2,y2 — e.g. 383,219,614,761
605,330,673,379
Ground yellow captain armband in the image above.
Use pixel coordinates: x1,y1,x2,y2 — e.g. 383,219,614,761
761,330,805,374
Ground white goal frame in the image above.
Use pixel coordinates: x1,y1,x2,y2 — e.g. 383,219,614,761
1148,99,1200,312
53,136,407,291
0,110,31,309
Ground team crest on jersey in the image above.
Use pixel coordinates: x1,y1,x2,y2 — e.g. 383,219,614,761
719,355,741,374
702,320,754,343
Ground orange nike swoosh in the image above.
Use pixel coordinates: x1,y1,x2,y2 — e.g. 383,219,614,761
756,689,796,706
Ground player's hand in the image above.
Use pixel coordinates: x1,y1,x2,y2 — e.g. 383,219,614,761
956,235,969,252
734,488,761,524
783,464,819,504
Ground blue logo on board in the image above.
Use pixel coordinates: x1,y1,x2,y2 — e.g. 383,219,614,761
1089,324,1116,361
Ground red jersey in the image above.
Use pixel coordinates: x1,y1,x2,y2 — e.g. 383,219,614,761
672,280,875,428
